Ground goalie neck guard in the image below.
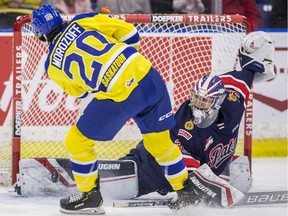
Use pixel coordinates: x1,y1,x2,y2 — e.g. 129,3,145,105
189,75,226,128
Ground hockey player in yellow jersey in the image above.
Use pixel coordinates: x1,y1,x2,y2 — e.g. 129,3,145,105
31,4,200,215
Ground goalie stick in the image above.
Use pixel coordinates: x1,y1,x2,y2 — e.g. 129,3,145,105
113,190,288,208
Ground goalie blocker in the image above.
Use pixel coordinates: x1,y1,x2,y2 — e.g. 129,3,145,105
16,157,250,207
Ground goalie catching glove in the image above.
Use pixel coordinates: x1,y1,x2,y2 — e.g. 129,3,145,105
239,31,276,84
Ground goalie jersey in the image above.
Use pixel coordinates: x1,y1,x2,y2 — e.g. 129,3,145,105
171,70,254,176
121,69,255,196
45,12,151,102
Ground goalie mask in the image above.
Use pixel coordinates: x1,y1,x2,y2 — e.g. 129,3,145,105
31,4,63,42
189,75,226,128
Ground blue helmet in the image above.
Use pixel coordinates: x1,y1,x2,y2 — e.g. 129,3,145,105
189,74,226,127
31,4,63,39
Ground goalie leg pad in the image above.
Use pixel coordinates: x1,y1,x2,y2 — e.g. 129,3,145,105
17,158,138,199
189,164,244,208
98,160,138,199
17,158,77,196
229,156,252,193
120,141,173,197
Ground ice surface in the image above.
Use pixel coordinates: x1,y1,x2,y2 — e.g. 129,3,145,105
0,158,287,216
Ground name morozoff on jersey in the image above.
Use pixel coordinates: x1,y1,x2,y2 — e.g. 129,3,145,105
45,13,152,102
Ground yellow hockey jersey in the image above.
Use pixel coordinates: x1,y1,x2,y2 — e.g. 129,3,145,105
45,13,152,102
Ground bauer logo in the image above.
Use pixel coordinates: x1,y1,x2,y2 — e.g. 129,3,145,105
190,176,217,198
247,193,288,204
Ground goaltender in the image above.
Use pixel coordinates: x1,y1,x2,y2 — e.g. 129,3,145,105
121,31,275,208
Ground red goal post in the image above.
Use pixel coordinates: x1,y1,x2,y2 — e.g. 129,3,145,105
4,14,253,185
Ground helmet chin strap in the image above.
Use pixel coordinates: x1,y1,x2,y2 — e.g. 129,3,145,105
38,34,46,42
39,23,66,44
193,108,219,128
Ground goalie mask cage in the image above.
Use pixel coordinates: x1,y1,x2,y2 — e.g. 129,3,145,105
0,14,253,186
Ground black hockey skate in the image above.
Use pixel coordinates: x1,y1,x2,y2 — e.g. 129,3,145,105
60,187,105,215
168,178,201,210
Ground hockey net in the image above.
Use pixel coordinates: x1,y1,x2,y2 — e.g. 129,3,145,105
0,14,253,186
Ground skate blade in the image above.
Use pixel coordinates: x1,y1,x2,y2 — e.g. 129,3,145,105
60,206,105,215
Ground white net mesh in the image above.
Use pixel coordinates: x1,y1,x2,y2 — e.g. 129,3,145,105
0,14,252,186
0,104,12,186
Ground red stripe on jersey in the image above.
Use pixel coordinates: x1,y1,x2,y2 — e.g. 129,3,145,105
220,75,251,106
183,156,200,169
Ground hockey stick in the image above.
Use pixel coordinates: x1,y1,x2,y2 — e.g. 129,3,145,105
234,190,288,206
114,199,170,208
113,190,288,208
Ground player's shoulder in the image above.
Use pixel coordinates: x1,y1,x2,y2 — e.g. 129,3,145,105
175,100,191,118
219,70,253,87
70,12,99,22
219,70,238,81
177,100,190,112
